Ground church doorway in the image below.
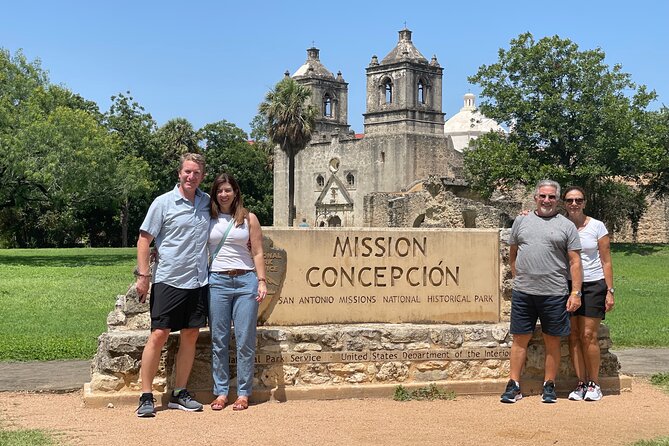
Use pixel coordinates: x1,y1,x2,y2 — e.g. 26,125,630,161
327,216,342,227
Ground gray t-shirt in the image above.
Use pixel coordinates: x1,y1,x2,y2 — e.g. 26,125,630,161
508,212,581,296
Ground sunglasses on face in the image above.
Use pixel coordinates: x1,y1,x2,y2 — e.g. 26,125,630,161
565,198,585,204
537,194,557,200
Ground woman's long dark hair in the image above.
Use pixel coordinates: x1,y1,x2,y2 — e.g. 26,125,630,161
209,173,248,225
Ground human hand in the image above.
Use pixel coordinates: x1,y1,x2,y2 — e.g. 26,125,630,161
136,276,150,303
256,280,267,302
566,293,581,312
605,293,615,312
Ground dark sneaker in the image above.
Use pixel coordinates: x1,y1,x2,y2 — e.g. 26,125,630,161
542,380,557,403
584,381,603,401
136,393,156,417
568,382,587,401
500,379,523,403
167,389,203,412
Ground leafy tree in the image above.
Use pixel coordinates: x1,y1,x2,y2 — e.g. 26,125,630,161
0,49,150,247
200,120,273,224
258,77,317,226
151,118,201,193
104,92,155,246
465,32,659,229
249,112,275,171
643,107,669,198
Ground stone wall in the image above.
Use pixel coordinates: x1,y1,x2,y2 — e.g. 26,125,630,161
363,176,518,230
614,195,669,243
274,132,463,227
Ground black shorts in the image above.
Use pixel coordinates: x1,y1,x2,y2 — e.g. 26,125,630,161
510,289,570,337
569,279,607,320
149,283,208,331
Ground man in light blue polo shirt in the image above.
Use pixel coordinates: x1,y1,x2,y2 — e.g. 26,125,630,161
134,153,210,417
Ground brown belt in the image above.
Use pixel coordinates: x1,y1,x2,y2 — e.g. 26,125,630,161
214,269,252,277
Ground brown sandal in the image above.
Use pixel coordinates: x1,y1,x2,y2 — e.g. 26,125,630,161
232,397,249,411
210,396,227,411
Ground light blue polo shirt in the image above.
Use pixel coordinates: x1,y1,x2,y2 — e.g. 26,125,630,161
140,185,210,289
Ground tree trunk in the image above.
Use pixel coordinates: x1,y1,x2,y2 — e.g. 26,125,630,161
288,148,295,227
121,196,129,248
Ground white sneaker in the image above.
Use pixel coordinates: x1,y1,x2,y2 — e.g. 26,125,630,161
584,381,602,401
568,382,587,401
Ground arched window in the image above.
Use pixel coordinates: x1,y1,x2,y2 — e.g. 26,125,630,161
418,80,425,104
384,79,393,104
323,94,332,117
346,172,355,187
316,175,324,188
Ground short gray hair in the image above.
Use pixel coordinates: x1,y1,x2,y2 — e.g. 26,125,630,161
534,179,561,197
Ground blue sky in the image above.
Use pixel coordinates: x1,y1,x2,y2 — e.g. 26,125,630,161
2,0,667,135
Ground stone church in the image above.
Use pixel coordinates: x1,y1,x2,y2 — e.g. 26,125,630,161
274,28,473,228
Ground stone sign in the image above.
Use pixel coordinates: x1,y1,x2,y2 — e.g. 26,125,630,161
259,228,499,325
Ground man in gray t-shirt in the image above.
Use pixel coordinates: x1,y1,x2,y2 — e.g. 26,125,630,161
500,180,583,404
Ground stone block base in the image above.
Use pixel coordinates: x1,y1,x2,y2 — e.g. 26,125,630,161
86,323,624,407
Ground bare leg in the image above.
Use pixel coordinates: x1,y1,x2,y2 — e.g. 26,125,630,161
542,333,562,382
140,328,171,393
174,328,200,388
509,333,533,382
580,317,602,383
569,316,586,382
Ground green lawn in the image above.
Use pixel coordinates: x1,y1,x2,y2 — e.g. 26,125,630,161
0,429,57,446
604,244,669,348
0,244,666,361
0,248,136,361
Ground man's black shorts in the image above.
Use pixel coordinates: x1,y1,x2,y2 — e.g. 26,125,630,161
510,289,570,337
149,283,208,331
569,279,607,320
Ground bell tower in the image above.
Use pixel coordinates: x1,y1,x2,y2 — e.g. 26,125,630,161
364,29,444,135
292,47,350,134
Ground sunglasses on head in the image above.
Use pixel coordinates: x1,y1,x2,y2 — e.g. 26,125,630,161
537,194,557,200
565,198,584,204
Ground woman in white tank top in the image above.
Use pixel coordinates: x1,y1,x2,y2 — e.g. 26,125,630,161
207,173,267,411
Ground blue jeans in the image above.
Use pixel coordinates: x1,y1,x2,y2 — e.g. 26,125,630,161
208,271,259,397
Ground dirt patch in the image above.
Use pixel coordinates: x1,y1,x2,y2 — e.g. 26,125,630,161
1,378,668,446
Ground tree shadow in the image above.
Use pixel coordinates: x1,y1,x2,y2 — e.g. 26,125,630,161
611,243,666,256
0,251,135,267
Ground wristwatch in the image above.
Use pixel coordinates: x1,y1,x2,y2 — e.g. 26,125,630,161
608,288,615,294
570,290,582,297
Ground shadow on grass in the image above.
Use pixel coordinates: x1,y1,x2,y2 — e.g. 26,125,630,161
0,252,135,267
611,243,667,256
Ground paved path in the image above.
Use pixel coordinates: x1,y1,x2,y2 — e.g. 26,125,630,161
0,349,667,392
0,360,90,392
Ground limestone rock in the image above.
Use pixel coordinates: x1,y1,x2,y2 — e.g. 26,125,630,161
294,343,322,352
375,362,408,381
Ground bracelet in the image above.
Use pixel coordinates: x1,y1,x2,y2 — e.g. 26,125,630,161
257,277,267,282
133,270,152,278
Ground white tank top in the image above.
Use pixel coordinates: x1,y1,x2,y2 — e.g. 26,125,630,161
208,214,255,271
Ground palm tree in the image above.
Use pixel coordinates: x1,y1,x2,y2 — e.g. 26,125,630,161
259,77,317,226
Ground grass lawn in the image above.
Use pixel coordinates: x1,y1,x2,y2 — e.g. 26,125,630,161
0,243,666,362
604,244,669,348
0,428,56,446
0,248,136,361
